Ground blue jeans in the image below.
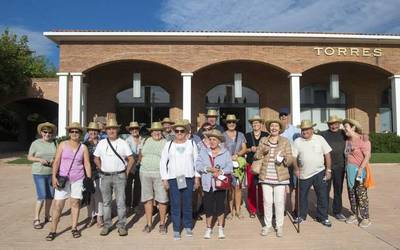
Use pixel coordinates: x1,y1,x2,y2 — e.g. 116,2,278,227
299,170,328,220
33,174,54,200
100,173,127,229
168,178,194,232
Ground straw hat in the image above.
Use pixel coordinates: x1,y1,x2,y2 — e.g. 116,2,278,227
297,120,317,130
104,119,120,129
204,129,225,142
66,122,84,132
37,122,57,135
148,122,164,131
126,121,140,130
265,119,285,134
326,115,343,124
172,119,188,131
343,118,363,134
224,114,239,122
86,122,101,131
161,117,175,125
248,115,264,124
205,109,218,117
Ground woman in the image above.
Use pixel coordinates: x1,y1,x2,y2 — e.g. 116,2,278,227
343,119,371,228
160,120,200,240
28,122,57,229
255,119,292,237
223,114,247,219
84,122,103,228
245,115,268,218
125,121,142,210
46,122,91,241
139,122,168,234
196,129,233,239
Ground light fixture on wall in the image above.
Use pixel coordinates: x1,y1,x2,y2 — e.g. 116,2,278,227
234,73,242,98
133,73,141,98
330,74,340,99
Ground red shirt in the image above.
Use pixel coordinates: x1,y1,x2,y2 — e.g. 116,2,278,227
346,136,371,166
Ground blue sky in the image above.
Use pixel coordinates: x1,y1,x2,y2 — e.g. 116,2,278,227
1,0,400,68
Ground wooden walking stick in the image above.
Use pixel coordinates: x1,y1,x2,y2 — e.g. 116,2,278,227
297,176,300,233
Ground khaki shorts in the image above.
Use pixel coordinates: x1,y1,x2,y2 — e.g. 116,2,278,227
54,179,83,200
140,172,169,203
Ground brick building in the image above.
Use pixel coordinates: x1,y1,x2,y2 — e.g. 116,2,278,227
32,31,400,136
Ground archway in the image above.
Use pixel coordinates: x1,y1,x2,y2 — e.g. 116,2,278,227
0,98,58,151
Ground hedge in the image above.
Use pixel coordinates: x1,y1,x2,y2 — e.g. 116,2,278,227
369,133,400,153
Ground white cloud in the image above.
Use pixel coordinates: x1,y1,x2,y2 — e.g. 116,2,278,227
0,25,56,56
160,0,400,33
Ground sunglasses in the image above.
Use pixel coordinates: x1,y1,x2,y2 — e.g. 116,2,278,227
174,129,186,134
203,127,212,131
227,121,236,124
69,130,81,134
41,131,53,134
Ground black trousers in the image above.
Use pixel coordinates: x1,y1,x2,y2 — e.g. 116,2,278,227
125,169,141,208
299,170,328,220
327,166,345,215
203,189,227,218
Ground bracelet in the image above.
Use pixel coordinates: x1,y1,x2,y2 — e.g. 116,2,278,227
326,169,332,173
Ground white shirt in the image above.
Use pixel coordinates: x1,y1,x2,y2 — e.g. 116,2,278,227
94,138,133,172
160,140,200,180
293,134,332,179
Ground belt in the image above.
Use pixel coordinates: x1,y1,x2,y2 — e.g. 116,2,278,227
100,170,125,176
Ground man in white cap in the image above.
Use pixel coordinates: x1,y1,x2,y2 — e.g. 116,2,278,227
293,120,332,227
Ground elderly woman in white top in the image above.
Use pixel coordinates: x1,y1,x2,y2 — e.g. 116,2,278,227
160,120,200,240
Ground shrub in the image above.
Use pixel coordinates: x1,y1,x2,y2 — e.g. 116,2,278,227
369,133,400,153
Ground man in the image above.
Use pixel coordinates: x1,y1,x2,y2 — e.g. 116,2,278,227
161,117,175,141
94,119,135,236
320,115,347,221
205,109,224,133
279,108,300,143
293,120,332,227
279,108,300,215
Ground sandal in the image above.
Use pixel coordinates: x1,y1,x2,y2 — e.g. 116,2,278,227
33,219,43,229
71,228,81,238
44,216,52,224
45,232,56,241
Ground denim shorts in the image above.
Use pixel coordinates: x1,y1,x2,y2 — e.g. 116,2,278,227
33,174,54,200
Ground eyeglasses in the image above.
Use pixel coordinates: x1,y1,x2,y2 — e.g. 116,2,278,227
69,130,81,134
227,121,236,124
174,129,186,134
203,127,211,131
41,131,53,134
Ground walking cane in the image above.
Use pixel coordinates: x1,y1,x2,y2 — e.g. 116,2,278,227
297,176,300,233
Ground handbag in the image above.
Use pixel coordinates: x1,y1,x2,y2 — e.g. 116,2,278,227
364,163,375,189
57,143,82,189
251,158,263,175
209,155,232,190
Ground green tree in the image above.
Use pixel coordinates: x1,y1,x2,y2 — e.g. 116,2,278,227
0,28,56,96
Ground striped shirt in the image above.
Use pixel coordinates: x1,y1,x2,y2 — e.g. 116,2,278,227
261,141,289,185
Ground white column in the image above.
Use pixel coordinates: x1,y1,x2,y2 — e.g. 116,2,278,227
390,75,400,136
57,73,69,137
81,83,88,127
182,73,193,122
289,73,302,126
71,72,84,125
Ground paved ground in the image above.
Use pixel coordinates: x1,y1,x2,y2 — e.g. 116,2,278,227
0,155,399,250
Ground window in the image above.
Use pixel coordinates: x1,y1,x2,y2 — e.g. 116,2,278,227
300,84,346,131
117,85,170,105
206,84,259,106
380,87,392,132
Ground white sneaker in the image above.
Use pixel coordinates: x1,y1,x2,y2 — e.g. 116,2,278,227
203,228,212,239
218,226,225,239
276,227,283,237
260,226,272,236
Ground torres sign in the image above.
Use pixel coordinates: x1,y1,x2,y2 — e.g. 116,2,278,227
313,47,383,57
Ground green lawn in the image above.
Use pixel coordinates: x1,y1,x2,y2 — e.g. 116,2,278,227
6,155,33,164
370,153,400,163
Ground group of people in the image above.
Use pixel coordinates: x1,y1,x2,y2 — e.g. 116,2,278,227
28,108,372,241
